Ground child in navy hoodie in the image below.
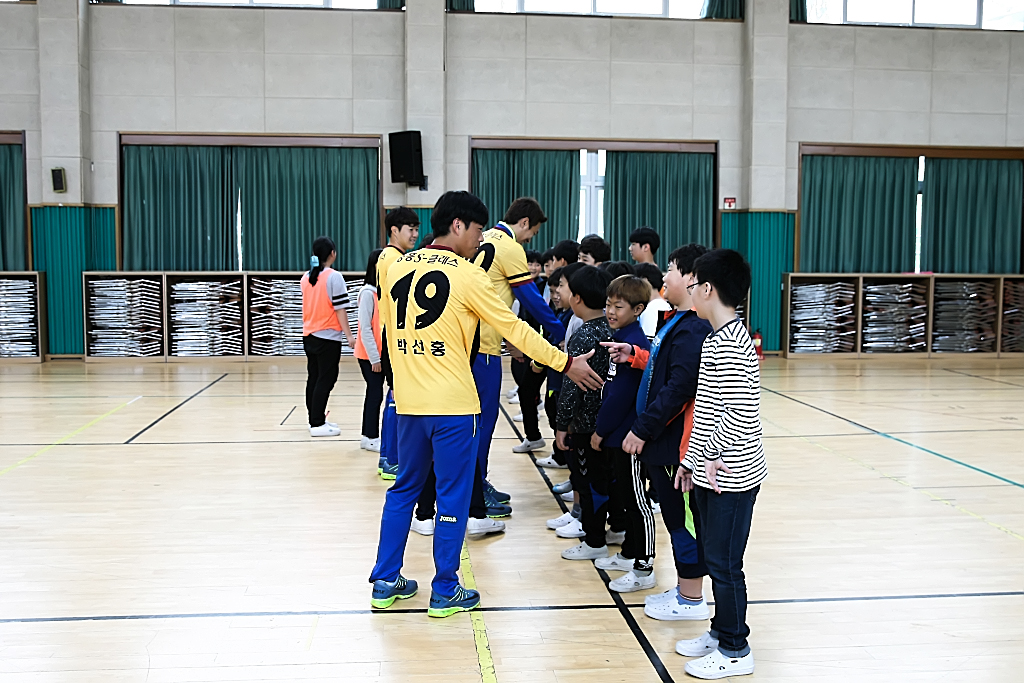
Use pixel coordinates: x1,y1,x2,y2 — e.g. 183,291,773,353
590,275,652,590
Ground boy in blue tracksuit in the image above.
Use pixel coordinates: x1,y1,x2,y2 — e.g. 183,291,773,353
590,275,653,592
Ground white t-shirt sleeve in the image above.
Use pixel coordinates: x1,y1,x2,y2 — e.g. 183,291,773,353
327,271,350,310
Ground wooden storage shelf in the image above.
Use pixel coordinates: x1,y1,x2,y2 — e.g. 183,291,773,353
166,273,245,358
0,271,46,362
783,273,1024,358
84,272,165,360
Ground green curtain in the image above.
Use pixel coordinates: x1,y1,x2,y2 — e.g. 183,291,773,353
800,155,917,273
702,0,744,20
236,146,379,272
377,0,404,8
603,151,715,268
471,149,580,254
790,0,807,22
122,145,237,271
722,212,794,352
30,206,117,355
1,144,26,271
447,0,475,10
921,158,1023,274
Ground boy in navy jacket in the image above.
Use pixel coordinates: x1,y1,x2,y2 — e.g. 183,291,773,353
604,245,714,614
590,276,652,592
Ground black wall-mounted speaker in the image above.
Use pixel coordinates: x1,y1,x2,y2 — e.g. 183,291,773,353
388,131,425,187
51,168,67,193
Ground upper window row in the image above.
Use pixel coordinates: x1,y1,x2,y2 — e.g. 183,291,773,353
808,0,1023,31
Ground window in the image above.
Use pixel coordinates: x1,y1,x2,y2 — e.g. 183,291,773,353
915,156,924,273
474,0,704,19
579,149,605,240
104,0,376,7
809,0,1023,30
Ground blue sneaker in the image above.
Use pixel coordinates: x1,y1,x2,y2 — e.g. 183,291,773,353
486,502,512,518
380,461,398,480
370,575,418,609
483,479,510,504
377,456,385,474
427,585,480,618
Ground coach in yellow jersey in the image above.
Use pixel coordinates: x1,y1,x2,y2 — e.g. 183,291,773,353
369,191,603,617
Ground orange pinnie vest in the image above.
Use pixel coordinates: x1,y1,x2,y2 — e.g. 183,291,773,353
301,268,342,336
354,289,381,361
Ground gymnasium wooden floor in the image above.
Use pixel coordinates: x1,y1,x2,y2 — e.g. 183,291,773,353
1,357,1022,682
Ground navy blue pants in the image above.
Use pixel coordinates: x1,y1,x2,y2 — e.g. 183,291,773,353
370,414,480,596
379,390,399,467
472,354,502,480
693,485,759,657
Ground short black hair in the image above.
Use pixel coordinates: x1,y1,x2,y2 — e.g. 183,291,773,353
693,249,751,310
548,266,564,289
385,207,420,235
629,226,660,255
559,261,586,284
599,260,634,279
551,239,579,264
567,265,613,310
364,248,383,288
525,249,543,265
541,248,556,264
431,191,488,237
419,232,434,247
667,243,709,275
503,197,547,227
633,262,664,291
580,235,611,263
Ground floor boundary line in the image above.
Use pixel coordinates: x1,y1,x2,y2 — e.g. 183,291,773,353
498,402,677,683
762,387,1024,490
460,541,498,683
124,374,228,444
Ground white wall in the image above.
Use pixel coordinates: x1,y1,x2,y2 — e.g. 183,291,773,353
0,2,41,203
445,13,746,206
87,5,406,204
787,23,1024,209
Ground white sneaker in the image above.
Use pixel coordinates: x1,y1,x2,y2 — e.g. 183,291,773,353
676,631,720,658
609,570,656,593
466,517,505,537
513,438,545,453
513,412,523,422
360,436,382,452
684,649,754,679
546,511,574,530
651,501,661,514
605,530,626,546
594,553,634,572
645,588,677,605
309,424,341,437
645,594,711,621
535,456,567,469
559,491,574,502
561,542,607,560
555,518,585,538
509,394,520,404
506,387,518,400
410,518,435,536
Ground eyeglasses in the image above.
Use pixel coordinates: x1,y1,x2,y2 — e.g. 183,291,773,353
686,281,708,293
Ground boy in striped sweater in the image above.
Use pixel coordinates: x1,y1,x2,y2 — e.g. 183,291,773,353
677,249,767,680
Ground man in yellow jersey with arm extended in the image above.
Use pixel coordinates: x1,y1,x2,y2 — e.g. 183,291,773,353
368,191,603,618
376,208,419,479
469,198,568,520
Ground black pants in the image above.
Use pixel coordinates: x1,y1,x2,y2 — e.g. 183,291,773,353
610,448,656,571
648,463,708,580
513,359,546,442
544,389,568,465
303,335,341,427
357,358,385,439
571,433,625,548
694,485,759,657
415,457,489,520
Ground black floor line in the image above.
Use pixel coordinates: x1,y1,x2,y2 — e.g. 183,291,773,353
761,387,1024,490
280,406,296,426
124,374,228,444
497,402,677,683
943,368,1024,389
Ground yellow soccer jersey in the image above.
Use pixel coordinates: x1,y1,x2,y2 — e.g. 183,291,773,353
376,244,406,301
472,224,535,356
381,245,569,416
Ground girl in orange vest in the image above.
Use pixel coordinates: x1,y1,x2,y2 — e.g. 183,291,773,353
355,249,384,452
301,236,355,437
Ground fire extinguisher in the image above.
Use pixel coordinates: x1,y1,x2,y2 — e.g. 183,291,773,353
752,329,764,361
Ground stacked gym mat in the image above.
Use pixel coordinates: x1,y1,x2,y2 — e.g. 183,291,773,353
0,277,38,357
249,277,304,356
1002,279,1024,353
932,281,997,353
789,281,857,353
861,282,927,353
87,277,163,357
169,279,244,357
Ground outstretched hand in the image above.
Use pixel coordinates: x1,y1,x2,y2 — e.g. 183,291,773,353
565,349,604,391
600,341,633,364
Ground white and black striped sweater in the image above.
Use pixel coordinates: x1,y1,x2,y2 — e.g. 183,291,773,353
684,318,767,493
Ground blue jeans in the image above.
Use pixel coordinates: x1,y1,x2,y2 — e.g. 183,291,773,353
370,414,480,596
693,485,759,658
